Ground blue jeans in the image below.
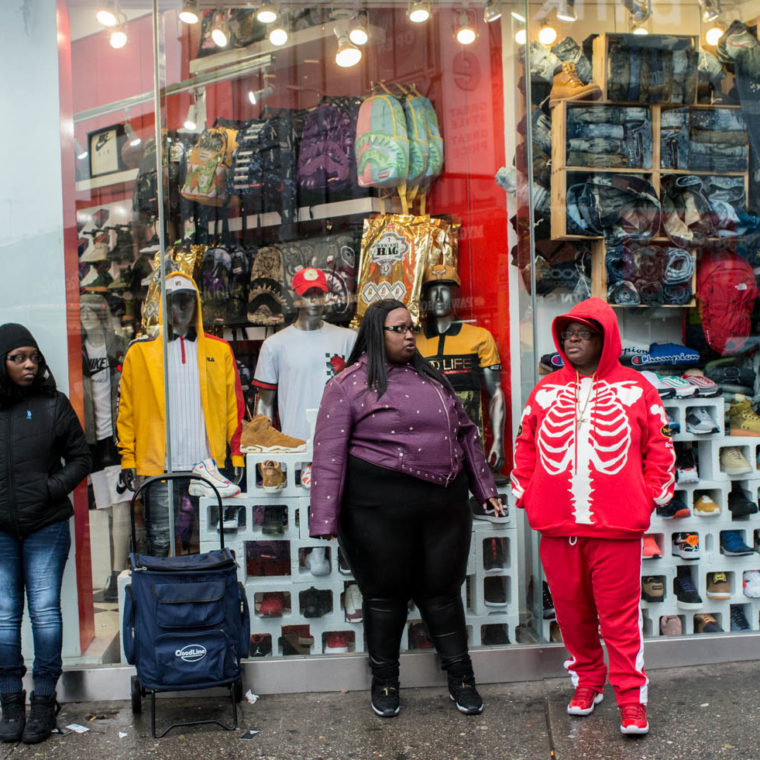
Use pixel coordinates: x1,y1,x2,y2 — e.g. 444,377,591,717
141,478,194,557
0,520,70,695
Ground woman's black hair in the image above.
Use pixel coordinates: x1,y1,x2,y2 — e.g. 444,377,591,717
0,351,57,408
347,299,454,398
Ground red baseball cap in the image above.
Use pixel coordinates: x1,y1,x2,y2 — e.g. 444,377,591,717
292,267,328,296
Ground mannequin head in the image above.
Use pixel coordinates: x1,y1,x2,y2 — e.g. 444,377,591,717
424,282,456,319
292,268,328,329
80,295,110,343
168,290,196,335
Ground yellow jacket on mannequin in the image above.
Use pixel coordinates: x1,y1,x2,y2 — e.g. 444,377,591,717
116,272,244,476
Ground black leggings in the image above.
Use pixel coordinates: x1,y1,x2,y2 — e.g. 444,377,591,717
339,457,472,679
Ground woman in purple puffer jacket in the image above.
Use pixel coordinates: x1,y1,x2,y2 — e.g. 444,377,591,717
310,299,504,718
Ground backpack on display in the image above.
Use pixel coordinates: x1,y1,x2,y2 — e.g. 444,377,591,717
133,131,189,219
697,250,758,356
227,243,254,325
198,245,232,328
296,98,358,203
181,125,238,207
247,246,286,325
416,94,443,214
355,93,410,191
401,93,430,190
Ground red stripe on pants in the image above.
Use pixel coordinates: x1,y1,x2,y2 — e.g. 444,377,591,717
540,535,647,706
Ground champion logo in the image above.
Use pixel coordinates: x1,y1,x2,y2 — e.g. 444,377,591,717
175,644,207,663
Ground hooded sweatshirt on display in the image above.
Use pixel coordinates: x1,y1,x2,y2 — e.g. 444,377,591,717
116,272,244,476
510,298,675,539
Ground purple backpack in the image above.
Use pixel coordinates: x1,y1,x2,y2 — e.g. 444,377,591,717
296,101,355,194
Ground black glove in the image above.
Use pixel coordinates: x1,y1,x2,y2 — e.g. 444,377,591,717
120,468,137,492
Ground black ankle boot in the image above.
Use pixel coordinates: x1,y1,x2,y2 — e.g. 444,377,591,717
21,692,59,744
93,571,118,603
0,690,25,742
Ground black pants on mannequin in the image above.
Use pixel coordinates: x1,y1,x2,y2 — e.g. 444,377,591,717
339,457,474,684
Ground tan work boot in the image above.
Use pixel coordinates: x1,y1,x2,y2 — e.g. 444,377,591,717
241,415,307,452
728,395,760,436
549,62,602,108
259,461,286,492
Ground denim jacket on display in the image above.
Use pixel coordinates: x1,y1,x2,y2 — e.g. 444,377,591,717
309,355,498,536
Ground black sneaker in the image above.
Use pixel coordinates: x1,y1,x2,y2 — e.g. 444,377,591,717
0,690,25,742
484,576,507,608
301,586,329,618
674,572,702,610
729,486,758,519
371,680,400,717
249,633,272,657
657,492,691,519
483,538,505,571
448,675,484,715
542,582,555,619
338,548,352,575
262,505,285,535
482,625,509,645
470,496,509,523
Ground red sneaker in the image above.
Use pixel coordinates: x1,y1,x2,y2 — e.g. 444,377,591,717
642,534,662,559
324,632,350,653
567,687,603,716
619,703,649,735
260,593,284,617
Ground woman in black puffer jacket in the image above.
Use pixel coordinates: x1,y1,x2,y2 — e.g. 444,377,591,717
0,324,90,745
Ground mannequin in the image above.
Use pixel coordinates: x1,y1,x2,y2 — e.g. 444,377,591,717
253,268,356,441
81,295,129,601
416,265,506,471
118,273,245,555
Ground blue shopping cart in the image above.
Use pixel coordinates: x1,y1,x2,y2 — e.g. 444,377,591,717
122,473,250,737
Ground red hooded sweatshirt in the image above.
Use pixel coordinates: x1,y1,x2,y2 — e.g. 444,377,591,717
510,298,675,539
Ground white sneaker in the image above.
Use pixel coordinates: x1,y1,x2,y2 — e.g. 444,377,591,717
188,458,242,498
659,375,698,398
640,371,675,399
344,583,363,623
306,547,330,576
686,408,719,435
300,463,312,489
743,570,760,598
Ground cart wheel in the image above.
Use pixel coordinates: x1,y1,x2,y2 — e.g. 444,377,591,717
131,676,142,714
233,677,243,703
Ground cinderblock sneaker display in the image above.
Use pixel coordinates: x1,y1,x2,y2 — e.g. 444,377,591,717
258,460,286,492
743,570,760,598
720,530,755,556
188,458,242,498
706,572,730,600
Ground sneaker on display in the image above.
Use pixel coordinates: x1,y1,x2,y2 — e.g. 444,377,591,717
674,572,702,609
249,633,272,657
567,687,603,716
656,492,690,519
695,613,723,633
728,485,758,518
241,415,307,453
720,447,753,477
640,371,676,399
259,593,285,617
706,572,730,600
659,374,698,398
694,494,721,517
301,587,332,618
672,532,700,560
729,395,760,436
482,625,509,646
619,703,649,735
721,530,755,556
675,445,699,483
337,548,352,575
484,576,508,608
300,463,312,489
704,360,755,395
660,615,682,636
642,534,662,559
542,581,555,619
139,234,160,255
259,460,286,492
685,408,719,435
306,546,330,576
344,583,363,623
188,458,242,498
730,605,751,631
483,537,505,572
262,505,285,535
681,369,721,397
324,632,350,653
279,633,314,655
470,496,509,523
221,506,240,531
743,570,760,598
641,576,664,603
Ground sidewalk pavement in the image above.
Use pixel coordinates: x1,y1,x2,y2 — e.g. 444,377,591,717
0,659,755,759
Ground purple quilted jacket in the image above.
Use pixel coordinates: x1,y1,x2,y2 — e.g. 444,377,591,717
309,355,498,536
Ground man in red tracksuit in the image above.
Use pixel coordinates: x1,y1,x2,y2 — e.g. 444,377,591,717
510,298,675,736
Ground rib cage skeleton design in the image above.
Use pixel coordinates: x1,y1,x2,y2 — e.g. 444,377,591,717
534,380,643,524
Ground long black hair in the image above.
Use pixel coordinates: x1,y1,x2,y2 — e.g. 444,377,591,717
0,351,57,409
347,299,454,398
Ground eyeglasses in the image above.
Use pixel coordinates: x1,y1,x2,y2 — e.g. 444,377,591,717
383,324,420,335
560,329,598,341
6,352,42,365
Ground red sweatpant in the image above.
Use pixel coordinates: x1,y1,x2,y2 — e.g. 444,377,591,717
540,535,647,706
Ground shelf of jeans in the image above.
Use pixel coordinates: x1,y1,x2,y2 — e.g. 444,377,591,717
660,170,748,177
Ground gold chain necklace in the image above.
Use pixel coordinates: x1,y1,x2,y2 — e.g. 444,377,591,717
576,373,594,429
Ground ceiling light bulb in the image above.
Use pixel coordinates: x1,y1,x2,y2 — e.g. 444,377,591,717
211,24,228,47
515,28,526,44
269,25,288,45
408,1,431,23
124,122,141,147
178,0,199,24
538,24,557,45
456,12,476,45
705,25,724,45
336,36,362,67
96,6,118,26
184,103,197,131
632,25,648,34
257,4,278,24
483,0,502,23
110,26,128,48
349,12,369,45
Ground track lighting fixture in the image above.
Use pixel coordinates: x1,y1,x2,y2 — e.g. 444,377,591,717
699,0,721,23
408,1,431,24
538,24,557,45
96,2,118,27
184,101,198,131
556,0,577,23
511,9,526,22
248,85,274,105
257,3,278,24
456,10,477,45
210,12,229,47
632,24,649,34
621,0,651,24
178,0,199,25
349,11,369,46
335,20,362,67
124,122,141,147
75,140,89,160
269,22,288,46
109,23,128,48
705,22,724,45
483,0,502,23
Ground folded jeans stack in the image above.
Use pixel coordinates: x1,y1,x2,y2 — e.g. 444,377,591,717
606,244,693,305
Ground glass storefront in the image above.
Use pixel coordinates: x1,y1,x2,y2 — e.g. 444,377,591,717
3,0,760,683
